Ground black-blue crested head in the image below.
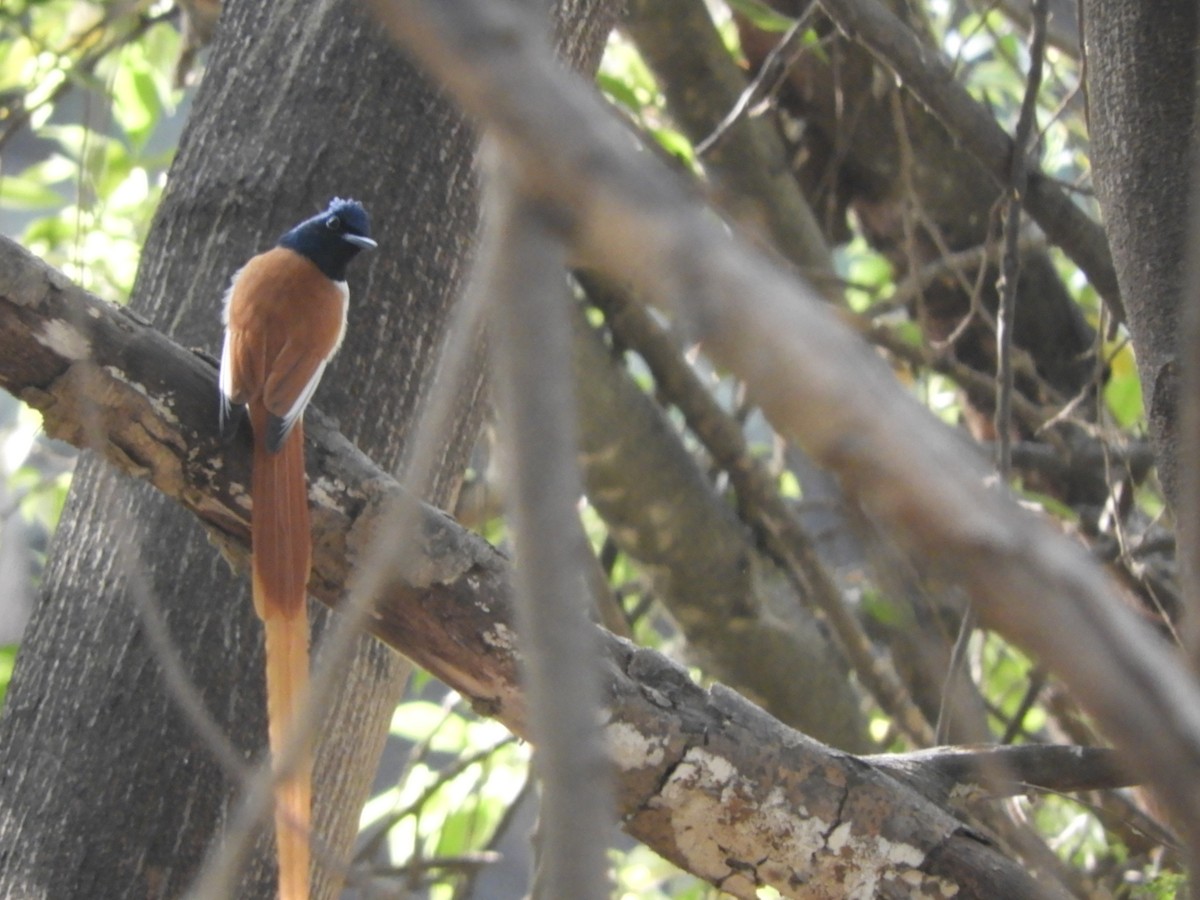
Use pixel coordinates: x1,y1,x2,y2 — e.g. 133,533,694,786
278,197,376,281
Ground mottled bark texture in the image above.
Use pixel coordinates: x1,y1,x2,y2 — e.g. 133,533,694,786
0,1,617,897
1083,0,1199,506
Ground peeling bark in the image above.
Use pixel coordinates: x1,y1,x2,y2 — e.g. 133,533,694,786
608,649,1070,899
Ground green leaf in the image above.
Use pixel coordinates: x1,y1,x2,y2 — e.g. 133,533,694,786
0,644,18,711
0,36,37,94
597,71,643,115
1140,871,1188,899
0,173,65,209
861,589,907,628
1103,344,1144,428
778,470,801,499
726,0,796,33
434,799,483,856
112,41,169,150
390,699,469,749
1013,483,1079,524
650,126,695,166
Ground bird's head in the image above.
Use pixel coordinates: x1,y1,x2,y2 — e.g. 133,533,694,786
279,197,377,281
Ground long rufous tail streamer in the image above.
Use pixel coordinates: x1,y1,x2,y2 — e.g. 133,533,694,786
251,407,312,900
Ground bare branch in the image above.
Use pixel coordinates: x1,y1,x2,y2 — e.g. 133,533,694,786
996,0,1049,475
872,744,1136,805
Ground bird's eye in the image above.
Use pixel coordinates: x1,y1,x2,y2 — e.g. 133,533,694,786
326,216,341,231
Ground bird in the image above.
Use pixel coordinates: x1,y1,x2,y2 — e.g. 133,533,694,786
219,197,376,900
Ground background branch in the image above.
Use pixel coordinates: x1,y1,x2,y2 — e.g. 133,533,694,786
570,287,871,748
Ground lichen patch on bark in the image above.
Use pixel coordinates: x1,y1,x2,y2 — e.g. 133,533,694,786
35,319,90,360
606,720,667,769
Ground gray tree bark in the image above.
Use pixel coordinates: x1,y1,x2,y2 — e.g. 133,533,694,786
1083,0,1198,506
0,1,616,897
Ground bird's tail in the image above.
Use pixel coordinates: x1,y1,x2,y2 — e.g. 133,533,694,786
252,420,312,900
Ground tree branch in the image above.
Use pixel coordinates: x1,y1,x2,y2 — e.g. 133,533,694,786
1,233,1079,897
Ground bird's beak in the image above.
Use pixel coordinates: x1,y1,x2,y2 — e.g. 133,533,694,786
344,234,378,249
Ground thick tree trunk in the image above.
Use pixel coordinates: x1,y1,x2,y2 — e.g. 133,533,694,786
0,1,616,897
1083,0,1198,505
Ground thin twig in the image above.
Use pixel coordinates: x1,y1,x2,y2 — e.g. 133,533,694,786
694,7,817,156
373,851,503,877
863,318,1055,439
936,603,977,745
940,0,1047,746
996,0,1048,476
1000,666,1048,745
